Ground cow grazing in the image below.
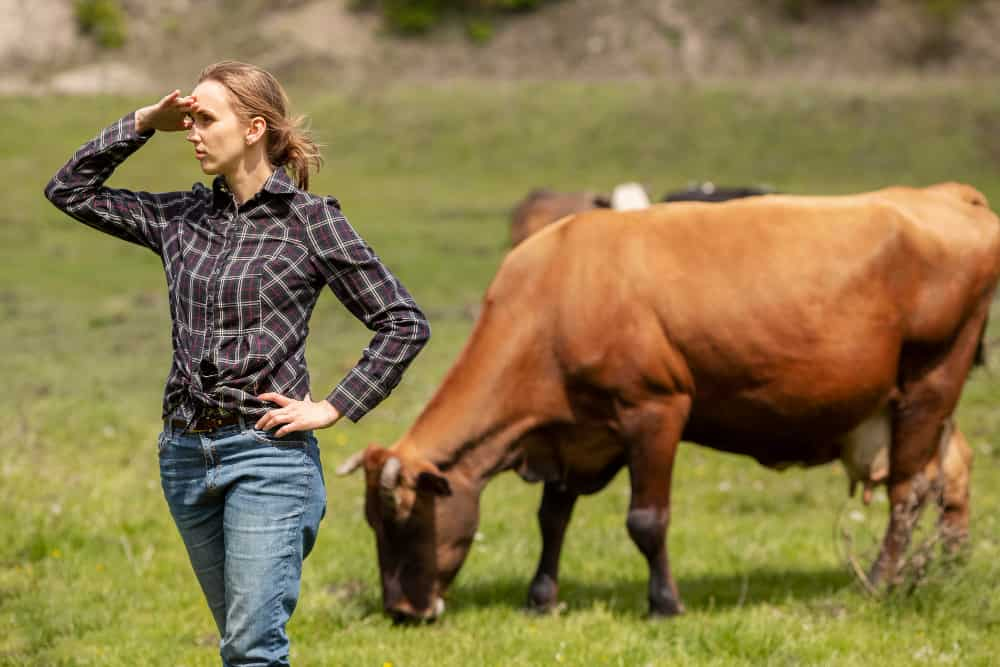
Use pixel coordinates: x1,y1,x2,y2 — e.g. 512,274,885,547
341,183,1000,622
509,188,610,246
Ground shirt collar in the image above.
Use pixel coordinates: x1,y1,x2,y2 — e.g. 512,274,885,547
262,167,298,196
212,168,298,205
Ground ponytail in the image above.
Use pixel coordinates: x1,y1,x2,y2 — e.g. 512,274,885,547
267,116,323,191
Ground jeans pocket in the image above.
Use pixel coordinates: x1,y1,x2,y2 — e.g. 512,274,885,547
250,428,310,448
157,430,169,455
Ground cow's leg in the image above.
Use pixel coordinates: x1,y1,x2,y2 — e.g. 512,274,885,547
625,396,690,617
936,423,973,553
526,482,578,612
914,420,973,555
870,307,987,587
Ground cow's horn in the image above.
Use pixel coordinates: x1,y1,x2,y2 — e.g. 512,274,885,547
336,449,366,476
379,456,402,510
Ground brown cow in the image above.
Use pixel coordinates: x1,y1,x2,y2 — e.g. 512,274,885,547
341,183,1000,622
509,188,609,246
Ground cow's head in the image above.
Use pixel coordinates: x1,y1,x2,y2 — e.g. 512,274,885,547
337,445,479,622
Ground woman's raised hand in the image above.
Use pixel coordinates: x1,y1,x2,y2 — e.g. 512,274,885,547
135,90,196,134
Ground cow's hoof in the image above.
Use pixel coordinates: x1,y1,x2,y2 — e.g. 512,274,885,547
865,555,897,592
525,600,566,616
648,596,684,618
648,606,684,619
526,575,559,613
525,600,558,614
938,522,970,558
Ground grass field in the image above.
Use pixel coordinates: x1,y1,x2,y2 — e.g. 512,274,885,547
3,80,1000,666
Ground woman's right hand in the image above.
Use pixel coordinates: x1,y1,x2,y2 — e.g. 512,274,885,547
135,90,196,134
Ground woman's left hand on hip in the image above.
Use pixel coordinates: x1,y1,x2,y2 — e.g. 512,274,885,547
255,393,342,436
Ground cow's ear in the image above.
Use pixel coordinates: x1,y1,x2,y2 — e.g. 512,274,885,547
336,445,372,476
417,471,451,496
365,444,396,471
415,461,452,497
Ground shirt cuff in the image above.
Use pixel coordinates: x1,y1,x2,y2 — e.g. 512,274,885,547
326,369,388,423
117,111,155,142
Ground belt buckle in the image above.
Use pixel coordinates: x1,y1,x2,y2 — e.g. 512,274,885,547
191,408,232,433
187,420,214,434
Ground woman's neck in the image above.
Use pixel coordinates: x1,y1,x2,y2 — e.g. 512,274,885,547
225,150,274,205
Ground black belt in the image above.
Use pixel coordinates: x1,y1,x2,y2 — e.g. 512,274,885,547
171,410,243,434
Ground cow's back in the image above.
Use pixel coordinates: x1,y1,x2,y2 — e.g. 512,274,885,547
543,187,999,352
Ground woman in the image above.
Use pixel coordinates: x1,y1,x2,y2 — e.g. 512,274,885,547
45,61,430,665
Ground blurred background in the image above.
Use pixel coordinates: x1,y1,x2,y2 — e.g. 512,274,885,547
3,0,1000,92
4,2,1000,665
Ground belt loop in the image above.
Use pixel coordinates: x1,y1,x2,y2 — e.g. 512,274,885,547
164,418,173,440
239,414,251,433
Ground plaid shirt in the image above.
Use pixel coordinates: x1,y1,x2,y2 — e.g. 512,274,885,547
45,112,430,424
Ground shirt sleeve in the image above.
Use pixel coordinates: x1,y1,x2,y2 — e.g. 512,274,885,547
307,198,431,422
44,111,189,255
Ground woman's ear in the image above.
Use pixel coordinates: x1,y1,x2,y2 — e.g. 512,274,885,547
246,116,267,147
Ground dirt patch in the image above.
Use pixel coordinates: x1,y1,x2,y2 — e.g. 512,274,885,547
355,0,1000,82
47,63,151,95
2,0,999,94
0,0,81,69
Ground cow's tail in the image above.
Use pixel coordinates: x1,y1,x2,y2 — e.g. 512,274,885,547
974,316,989,368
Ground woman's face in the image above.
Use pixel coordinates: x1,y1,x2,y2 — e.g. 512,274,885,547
184,79,251,179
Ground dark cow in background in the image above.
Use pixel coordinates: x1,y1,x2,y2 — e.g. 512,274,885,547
662,182,774,203
343,183,1000,622
511,182,772,246
509,188,610,246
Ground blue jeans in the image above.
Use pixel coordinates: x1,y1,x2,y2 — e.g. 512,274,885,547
158,419,326,667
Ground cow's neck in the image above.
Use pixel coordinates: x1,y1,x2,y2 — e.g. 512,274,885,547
398,307,566,490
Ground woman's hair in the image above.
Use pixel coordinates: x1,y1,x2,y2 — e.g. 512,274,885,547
198,60,322,190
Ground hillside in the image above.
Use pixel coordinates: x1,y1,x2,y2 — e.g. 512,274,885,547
2,0,999,94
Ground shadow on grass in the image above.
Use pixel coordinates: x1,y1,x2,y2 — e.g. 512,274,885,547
448,566,852,619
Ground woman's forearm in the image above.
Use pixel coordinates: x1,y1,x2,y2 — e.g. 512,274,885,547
44,112,184,253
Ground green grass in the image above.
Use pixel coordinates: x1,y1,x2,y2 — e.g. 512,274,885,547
3,80,1000,665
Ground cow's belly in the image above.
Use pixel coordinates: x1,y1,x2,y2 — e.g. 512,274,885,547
684,385,893,471
515,424,626,494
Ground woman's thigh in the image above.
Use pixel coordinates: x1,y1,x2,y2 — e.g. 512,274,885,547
158,428,229,629
218,429,325,562
215,431,325,656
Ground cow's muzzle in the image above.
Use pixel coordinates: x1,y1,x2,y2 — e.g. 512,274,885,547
387,597,446,625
